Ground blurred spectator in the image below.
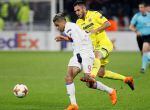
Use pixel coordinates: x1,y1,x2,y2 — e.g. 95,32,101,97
9,0,22,22
1,2,9,20
17,2,30,30
0,16,5,31
106,19,118,31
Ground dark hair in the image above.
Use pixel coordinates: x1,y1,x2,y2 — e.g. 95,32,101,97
53,13,66,22
73,0,86,7
139,2,146,6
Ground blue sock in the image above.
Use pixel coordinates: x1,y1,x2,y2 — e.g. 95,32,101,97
142,53,149,70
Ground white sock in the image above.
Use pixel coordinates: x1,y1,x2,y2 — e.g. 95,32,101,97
96,81,113,94
66,83,77,105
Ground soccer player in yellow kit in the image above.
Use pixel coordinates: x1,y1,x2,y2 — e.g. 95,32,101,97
73,0,134,90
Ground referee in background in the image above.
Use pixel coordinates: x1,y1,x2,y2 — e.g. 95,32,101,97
129,2,150,73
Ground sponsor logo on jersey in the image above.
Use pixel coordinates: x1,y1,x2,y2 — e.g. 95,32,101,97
83,23,94,30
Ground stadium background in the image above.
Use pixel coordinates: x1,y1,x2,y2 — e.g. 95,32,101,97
0,0,149,51
0,0,150,110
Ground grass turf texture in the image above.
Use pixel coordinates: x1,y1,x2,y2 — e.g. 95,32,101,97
0,51,150,110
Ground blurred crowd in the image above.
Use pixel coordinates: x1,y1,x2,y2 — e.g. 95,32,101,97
0,0,31,31
0,0,50,31
0,0,150,31
64,0,150,31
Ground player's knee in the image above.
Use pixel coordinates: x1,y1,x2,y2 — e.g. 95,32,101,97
142,43,150,52
65,75,73,83
95,51,102,59
98,69,105,78
142,49,149,53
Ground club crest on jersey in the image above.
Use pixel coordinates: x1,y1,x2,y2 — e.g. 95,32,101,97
88,18,92,22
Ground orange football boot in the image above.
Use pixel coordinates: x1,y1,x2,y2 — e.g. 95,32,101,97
65,104,78,110
109,89,117,105
124,77,134,90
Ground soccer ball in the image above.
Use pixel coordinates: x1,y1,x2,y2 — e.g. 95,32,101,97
13,84,28,98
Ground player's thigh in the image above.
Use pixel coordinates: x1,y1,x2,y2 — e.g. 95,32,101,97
142,42,150,52
96,48,110,66
95,45,112,59
68,56,81,70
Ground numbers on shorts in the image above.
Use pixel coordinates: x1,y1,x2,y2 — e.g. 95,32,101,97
88,65,92,72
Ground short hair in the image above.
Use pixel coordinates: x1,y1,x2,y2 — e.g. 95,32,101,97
73,0,86,7
53,13,66,22
139,2,146,6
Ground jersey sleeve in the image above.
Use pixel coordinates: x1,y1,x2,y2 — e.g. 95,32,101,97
65,24,80,54
130,14,138,26
64,28,72,37
93,11,108,24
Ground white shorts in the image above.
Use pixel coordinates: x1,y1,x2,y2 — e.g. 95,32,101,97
68,55,94,73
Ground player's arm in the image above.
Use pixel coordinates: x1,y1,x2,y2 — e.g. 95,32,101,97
129,14,141,36
90,21,111,34
55,35,72,42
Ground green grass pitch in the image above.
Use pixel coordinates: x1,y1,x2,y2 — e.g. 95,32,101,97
0,51,150,110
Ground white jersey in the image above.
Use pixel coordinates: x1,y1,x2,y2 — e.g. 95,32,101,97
63,22,94,57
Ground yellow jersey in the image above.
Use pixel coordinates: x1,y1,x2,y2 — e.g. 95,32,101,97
76,10,113,51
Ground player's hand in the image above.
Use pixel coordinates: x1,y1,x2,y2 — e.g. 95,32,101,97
55,35,64,42
76,53,82,63
136,31,141,37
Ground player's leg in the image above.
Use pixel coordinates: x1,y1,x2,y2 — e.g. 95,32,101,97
65,56,81,110
90,47,110,78
90,50,101,77
99,66,126,80
84,75,117,105
136,36,143,55
141,42,150,73
81,48,110,81
81,56,117,105
98,65,134,90
65,66,80,110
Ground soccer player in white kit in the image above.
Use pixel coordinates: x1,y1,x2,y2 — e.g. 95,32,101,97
53,13,117,110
